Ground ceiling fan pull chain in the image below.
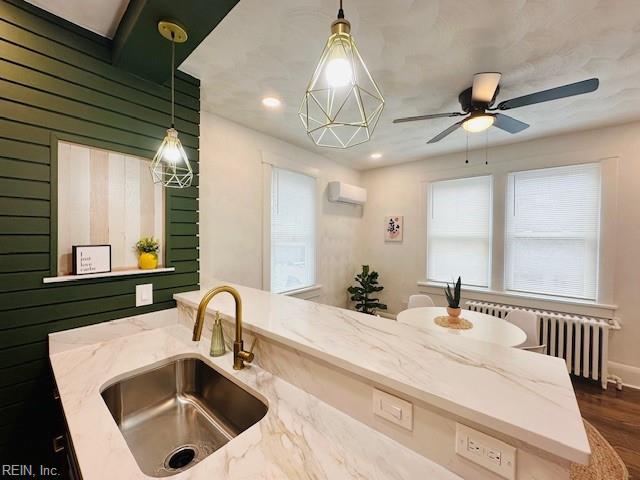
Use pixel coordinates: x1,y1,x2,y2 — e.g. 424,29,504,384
485,130,488,165
465,131,469,164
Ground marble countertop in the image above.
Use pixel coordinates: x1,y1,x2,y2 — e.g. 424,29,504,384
174,281,590,465
49,311,460,480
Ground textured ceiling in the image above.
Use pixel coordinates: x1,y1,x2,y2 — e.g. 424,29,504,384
182,0,640,169
25,0,129,38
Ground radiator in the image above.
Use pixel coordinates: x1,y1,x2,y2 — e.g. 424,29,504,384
465,300,621,389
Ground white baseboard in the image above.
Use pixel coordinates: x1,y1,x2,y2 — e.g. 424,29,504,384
608,361,640,390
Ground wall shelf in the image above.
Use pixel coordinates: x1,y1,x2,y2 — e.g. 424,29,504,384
43,267,175,284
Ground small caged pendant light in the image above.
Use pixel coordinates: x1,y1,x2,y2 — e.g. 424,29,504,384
299,0,384,149
150,21,193,188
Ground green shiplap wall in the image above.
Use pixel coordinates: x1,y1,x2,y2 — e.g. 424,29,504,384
0,0,199,461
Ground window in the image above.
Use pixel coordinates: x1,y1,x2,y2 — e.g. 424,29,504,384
505,164,601,300
427,175,492,287
270,167,316,293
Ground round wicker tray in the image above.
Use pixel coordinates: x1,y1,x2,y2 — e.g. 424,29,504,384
434,315,473,330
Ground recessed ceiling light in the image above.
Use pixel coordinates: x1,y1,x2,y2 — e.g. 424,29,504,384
262,97,281,108
370,152,382,159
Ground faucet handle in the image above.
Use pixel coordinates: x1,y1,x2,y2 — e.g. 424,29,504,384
243,336,257,363
236,337,256,365
248,336,257,354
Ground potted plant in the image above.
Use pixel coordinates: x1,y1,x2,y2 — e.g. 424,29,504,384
348,265,387,315
136,237,159,270
444,276,462,319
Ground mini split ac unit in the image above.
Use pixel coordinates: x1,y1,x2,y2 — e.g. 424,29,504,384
328,181,367,205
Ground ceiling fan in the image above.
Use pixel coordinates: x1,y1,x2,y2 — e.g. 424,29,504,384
393,73,599,144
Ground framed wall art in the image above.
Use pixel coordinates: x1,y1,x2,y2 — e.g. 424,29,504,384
384,216,403,242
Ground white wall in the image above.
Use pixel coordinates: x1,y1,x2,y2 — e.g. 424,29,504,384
360,121,640,373
199,111,364,307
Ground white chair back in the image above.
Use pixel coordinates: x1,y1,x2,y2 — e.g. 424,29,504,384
505,309,545,351
408,294,435,309
520,345,547,354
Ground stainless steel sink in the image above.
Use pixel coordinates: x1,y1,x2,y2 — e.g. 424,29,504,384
101,357,268,477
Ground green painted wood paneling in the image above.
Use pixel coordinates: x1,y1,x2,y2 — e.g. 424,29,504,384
0,177,50,199
0,0,200,462
0,217,49,234
0,157,50,181
0,118,51,145
0,137,50,163
0,197,49,216
0,41,200,124
0,80,199,148
0,253,50,272
0,300,179,351
0,272,198,311
0,61,199,136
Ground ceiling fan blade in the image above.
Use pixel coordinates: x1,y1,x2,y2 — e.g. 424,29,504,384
427,121,463,144
393,112,464,123
493,113,529,134
497,78,599,110
472,72,502,103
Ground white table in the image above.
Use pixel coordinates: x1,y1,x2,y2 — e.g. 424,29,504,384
397,307,526,347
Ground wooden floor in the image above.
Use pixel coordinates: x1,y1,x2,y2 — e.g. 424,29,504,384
573,379,640,479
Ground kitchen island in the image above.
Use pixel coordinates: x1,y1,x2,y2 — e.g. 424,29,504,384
49,280,589,479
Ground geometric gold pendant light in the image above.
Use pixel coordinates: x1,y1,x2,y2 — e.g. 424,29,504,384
150,21,193,188
299,0,384,149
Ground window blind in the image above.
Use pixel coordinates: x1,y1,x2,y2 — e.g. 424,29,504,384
271,167,316,293
427,175,492,287
505,163,601,300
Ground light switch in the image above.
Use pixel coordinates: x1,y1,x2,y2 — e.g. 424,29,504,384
136,284,153,307
372,388,413,430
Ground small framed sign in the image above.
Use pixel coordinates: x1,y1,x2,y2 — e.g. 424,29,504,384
72,245,111,275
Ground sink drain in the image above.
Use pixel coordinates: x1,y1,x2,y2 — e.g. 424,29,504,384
165,446,196,470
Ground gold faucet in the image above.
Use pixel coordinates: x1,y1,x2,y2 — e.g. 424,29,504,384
192,285,254,370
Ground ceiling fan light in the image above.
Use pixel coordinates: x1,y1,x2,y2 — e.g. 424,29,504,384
462,114,495,133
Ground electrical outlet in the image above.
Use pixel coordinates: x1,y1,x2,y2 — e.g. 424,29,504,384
136,284,153,307
456,423,516,480
487,448,502,465
467,438,482,455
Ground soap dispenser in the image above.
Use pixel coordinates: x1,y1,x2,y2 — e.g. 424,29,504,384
210,311,226,357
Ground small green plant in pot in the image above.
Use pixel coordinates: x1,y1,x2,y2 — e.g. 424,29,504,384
136,237,159,270
444,276,462,319
348,265,387,315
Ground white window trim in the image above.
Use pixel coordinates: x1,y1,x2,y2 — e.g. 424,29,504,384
260,150,321,295
425,174,493,288
502,163,602,301
282,283,323,300
418,154,619,309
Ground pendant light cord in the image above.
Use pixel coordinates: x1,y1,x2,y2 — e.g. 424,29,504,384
338,0,344,18
171,32,175,128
